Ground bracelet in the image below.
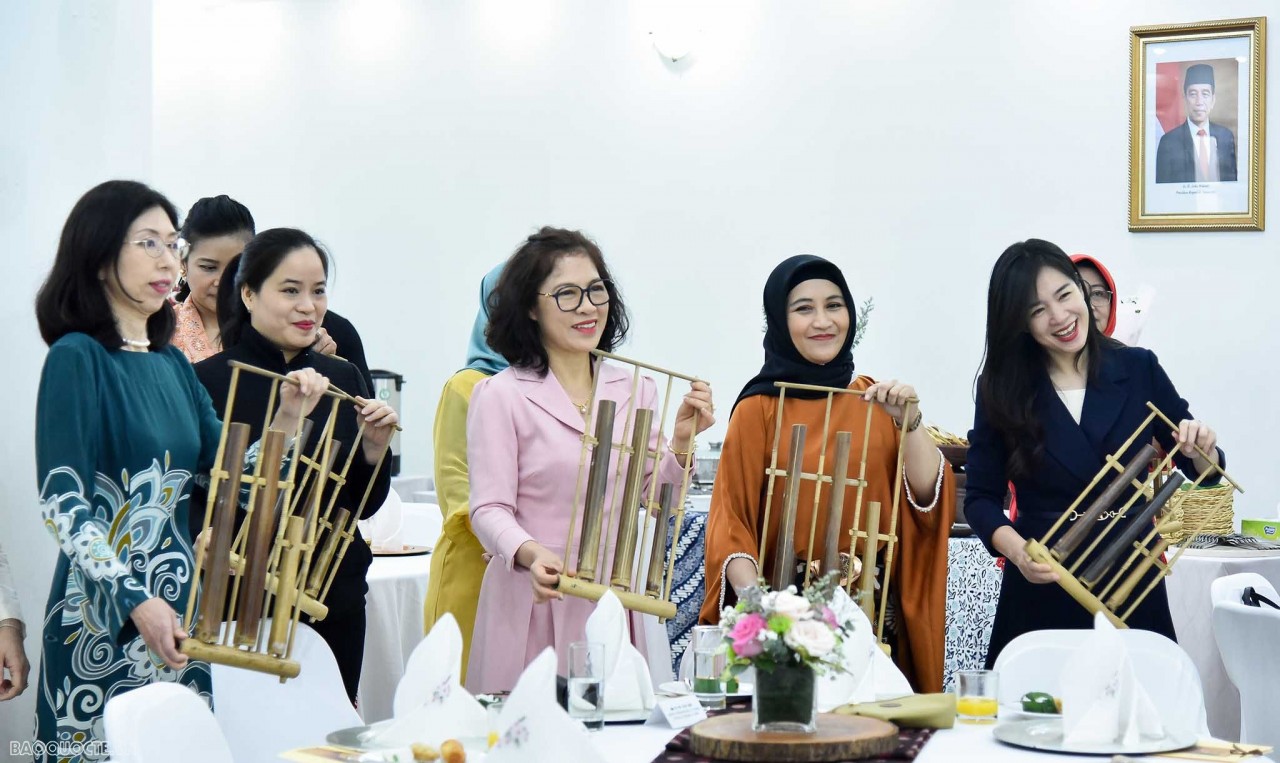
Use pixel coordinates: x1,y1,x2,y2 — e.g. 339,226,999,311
892,410,923,433
0,619,25,640
668,442,693,457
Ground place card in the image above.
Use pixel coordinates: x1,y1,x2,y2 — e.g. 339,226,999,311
647,695,709,729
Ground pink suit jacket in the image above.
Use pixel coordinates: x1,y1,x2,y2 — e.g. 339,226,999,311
464,361,684,693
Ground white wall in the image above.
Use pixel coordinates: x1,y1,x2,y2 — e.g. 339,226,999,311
1,0,1275,743
151,0,1278,510
0,0,155,746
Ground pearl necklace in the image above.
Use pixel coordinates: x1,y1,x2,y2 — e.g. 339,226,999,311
571,399,589,415
121,337,150,350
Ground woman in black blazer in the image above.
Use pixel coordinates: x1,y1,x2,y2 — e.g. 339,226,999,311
965,239,1223,667
194,228,397,703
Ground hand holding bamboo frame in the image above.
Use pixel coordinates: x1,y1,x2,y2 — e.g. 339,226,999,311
553,350,702,621
1024,401,1242,627
180,360,393,679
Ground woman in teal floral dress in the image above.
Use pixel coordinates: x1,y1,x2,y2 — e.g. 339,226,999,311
31,181,328,762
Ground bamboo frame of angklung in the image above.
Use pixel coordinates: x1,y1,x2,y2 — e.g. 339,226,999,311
757,381,915,652
180,360,391,679
554,349,701,620
1024,401,1243,627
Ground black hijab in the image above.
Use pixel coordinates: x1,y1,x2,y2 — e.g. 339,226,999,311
732,255,857,413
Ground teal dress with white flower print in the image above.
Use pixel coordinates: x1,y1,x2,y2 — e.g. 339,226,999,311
34,334,221,762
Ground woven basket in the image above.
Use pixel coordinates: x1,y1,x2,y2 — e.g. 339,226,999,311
1163,482,1234,545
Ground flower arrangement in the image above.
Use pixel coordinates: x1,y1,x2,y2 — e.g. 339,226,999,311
720,571,854,676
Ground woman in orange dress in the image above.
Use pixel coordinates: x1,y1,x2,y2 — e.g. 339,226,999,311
699,255,954,692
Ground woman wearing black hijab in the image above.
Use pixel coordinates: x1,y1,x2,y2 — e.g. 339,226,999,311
699,255,955,691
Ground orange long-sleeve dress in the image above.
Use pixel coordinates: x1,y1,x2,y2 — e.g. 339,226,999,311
699,376,955,692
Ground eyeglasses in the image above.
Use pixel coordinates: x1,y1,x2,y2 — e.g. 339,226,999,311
538,280,612,312
1086,287,1113,307
129,237,190,260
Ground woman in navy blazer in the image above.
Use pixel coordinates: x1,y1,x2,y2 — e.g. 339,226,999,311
965,239,1223,667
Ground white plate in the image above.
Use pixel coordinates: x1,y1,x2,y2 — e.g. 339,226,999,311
659,680,753,698
326,724,488,753
993,718,1198,755
1000,704,1061,720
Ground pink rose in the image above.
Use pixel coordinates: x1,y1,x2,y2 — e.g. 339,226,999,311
730,613,767,658
822,607,838,629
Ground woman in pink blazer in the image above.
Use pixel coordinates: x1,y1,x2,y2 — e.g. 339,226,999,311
465,227,715,692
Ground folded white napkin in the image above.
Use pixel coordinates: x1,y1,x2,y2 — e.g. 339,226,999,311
584,590,656,713
1061,613,1165,746
370,614,487,746
487,648,605,763
816,587,912,712
369,490,404,551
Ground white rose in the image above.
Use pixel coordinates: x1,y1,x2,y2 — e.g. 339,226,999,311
785,620,837,658
772,591,813,621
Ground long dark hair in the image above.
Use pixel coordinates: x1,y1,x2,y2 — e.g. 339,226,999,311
485,226,630,373
976,239,1113,479
217,228,330,349
35,180,179,350
175,194,256,302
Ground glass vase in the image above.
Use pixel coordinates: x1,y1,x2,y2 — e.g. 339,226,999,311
752,661,817,733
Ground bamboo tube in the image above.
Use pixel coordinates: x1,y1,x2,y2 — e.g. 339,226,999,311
875,404,913,648
196,423,252,642
845,403,876,598
235,430,287,646
858,501,882,625
770,424,807,591
1024,539,1126,628
269,516,305,654
599,371,641,587
297,447,340,529
646,484,675,598
1040,411,1160,547
1107,538,1172,612
1051,444,1159,560
316,509,361,607
1070,449,1177,576
555,576,676,619
576,400,616,582
757,389,790,572
307,508,350,598
1084,473,1185,588
801,394,836,587
822,432,853,576
610,408,653,590
562,360,605,573
225,550,328,620
179,639,300,679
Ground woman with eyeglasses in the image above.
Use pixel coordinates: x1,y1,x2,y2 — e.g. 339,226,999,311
193,228,397,704
31,181,328,759
463,227,715,693
698,255,955,692
965,239,1223,667
1072,254,1118,337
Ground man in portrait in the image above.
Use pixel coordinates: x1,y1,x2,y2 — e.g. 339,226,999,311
1155,63,1237,183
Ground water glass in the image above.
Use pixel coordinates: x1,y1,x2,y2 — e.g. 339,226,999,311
568,641,606,730
955,669,998,724
691,624,726,710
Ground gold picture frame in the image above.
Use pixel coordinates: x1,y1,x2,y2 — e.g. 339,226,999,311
1129,16,1266,231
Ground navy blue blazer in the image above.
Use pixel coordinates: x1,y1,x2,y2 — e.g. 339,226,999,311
965,345,1223,557
1155,121,1238,183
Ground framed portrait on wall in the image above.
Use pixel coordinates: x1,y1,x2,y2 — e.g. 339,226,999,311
1129,17,1266,231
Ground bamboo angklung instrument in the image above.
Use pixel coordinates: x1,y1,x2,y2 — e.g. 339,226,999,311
180,360,396,679
554,350,701,619
757,381,913,653
1023,401,1243,627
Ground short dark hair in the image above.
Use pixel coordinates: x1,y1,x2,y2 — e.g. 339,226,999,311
218,228,331,349
176,194,256,302
486,227,629,373
35,180,179,350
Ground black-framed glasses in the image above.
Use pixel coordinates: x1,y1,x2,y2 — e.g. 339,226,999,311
130,237,190,260
1086,287,1113,307
539,279,612,312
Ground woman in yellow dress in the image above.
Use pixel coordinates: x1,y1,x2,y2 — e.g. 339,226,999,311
423,263,506,679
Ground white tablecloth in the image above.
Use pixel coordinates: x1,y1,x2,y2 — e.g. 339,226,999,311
1165,545,1280,740
356,502,440,723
